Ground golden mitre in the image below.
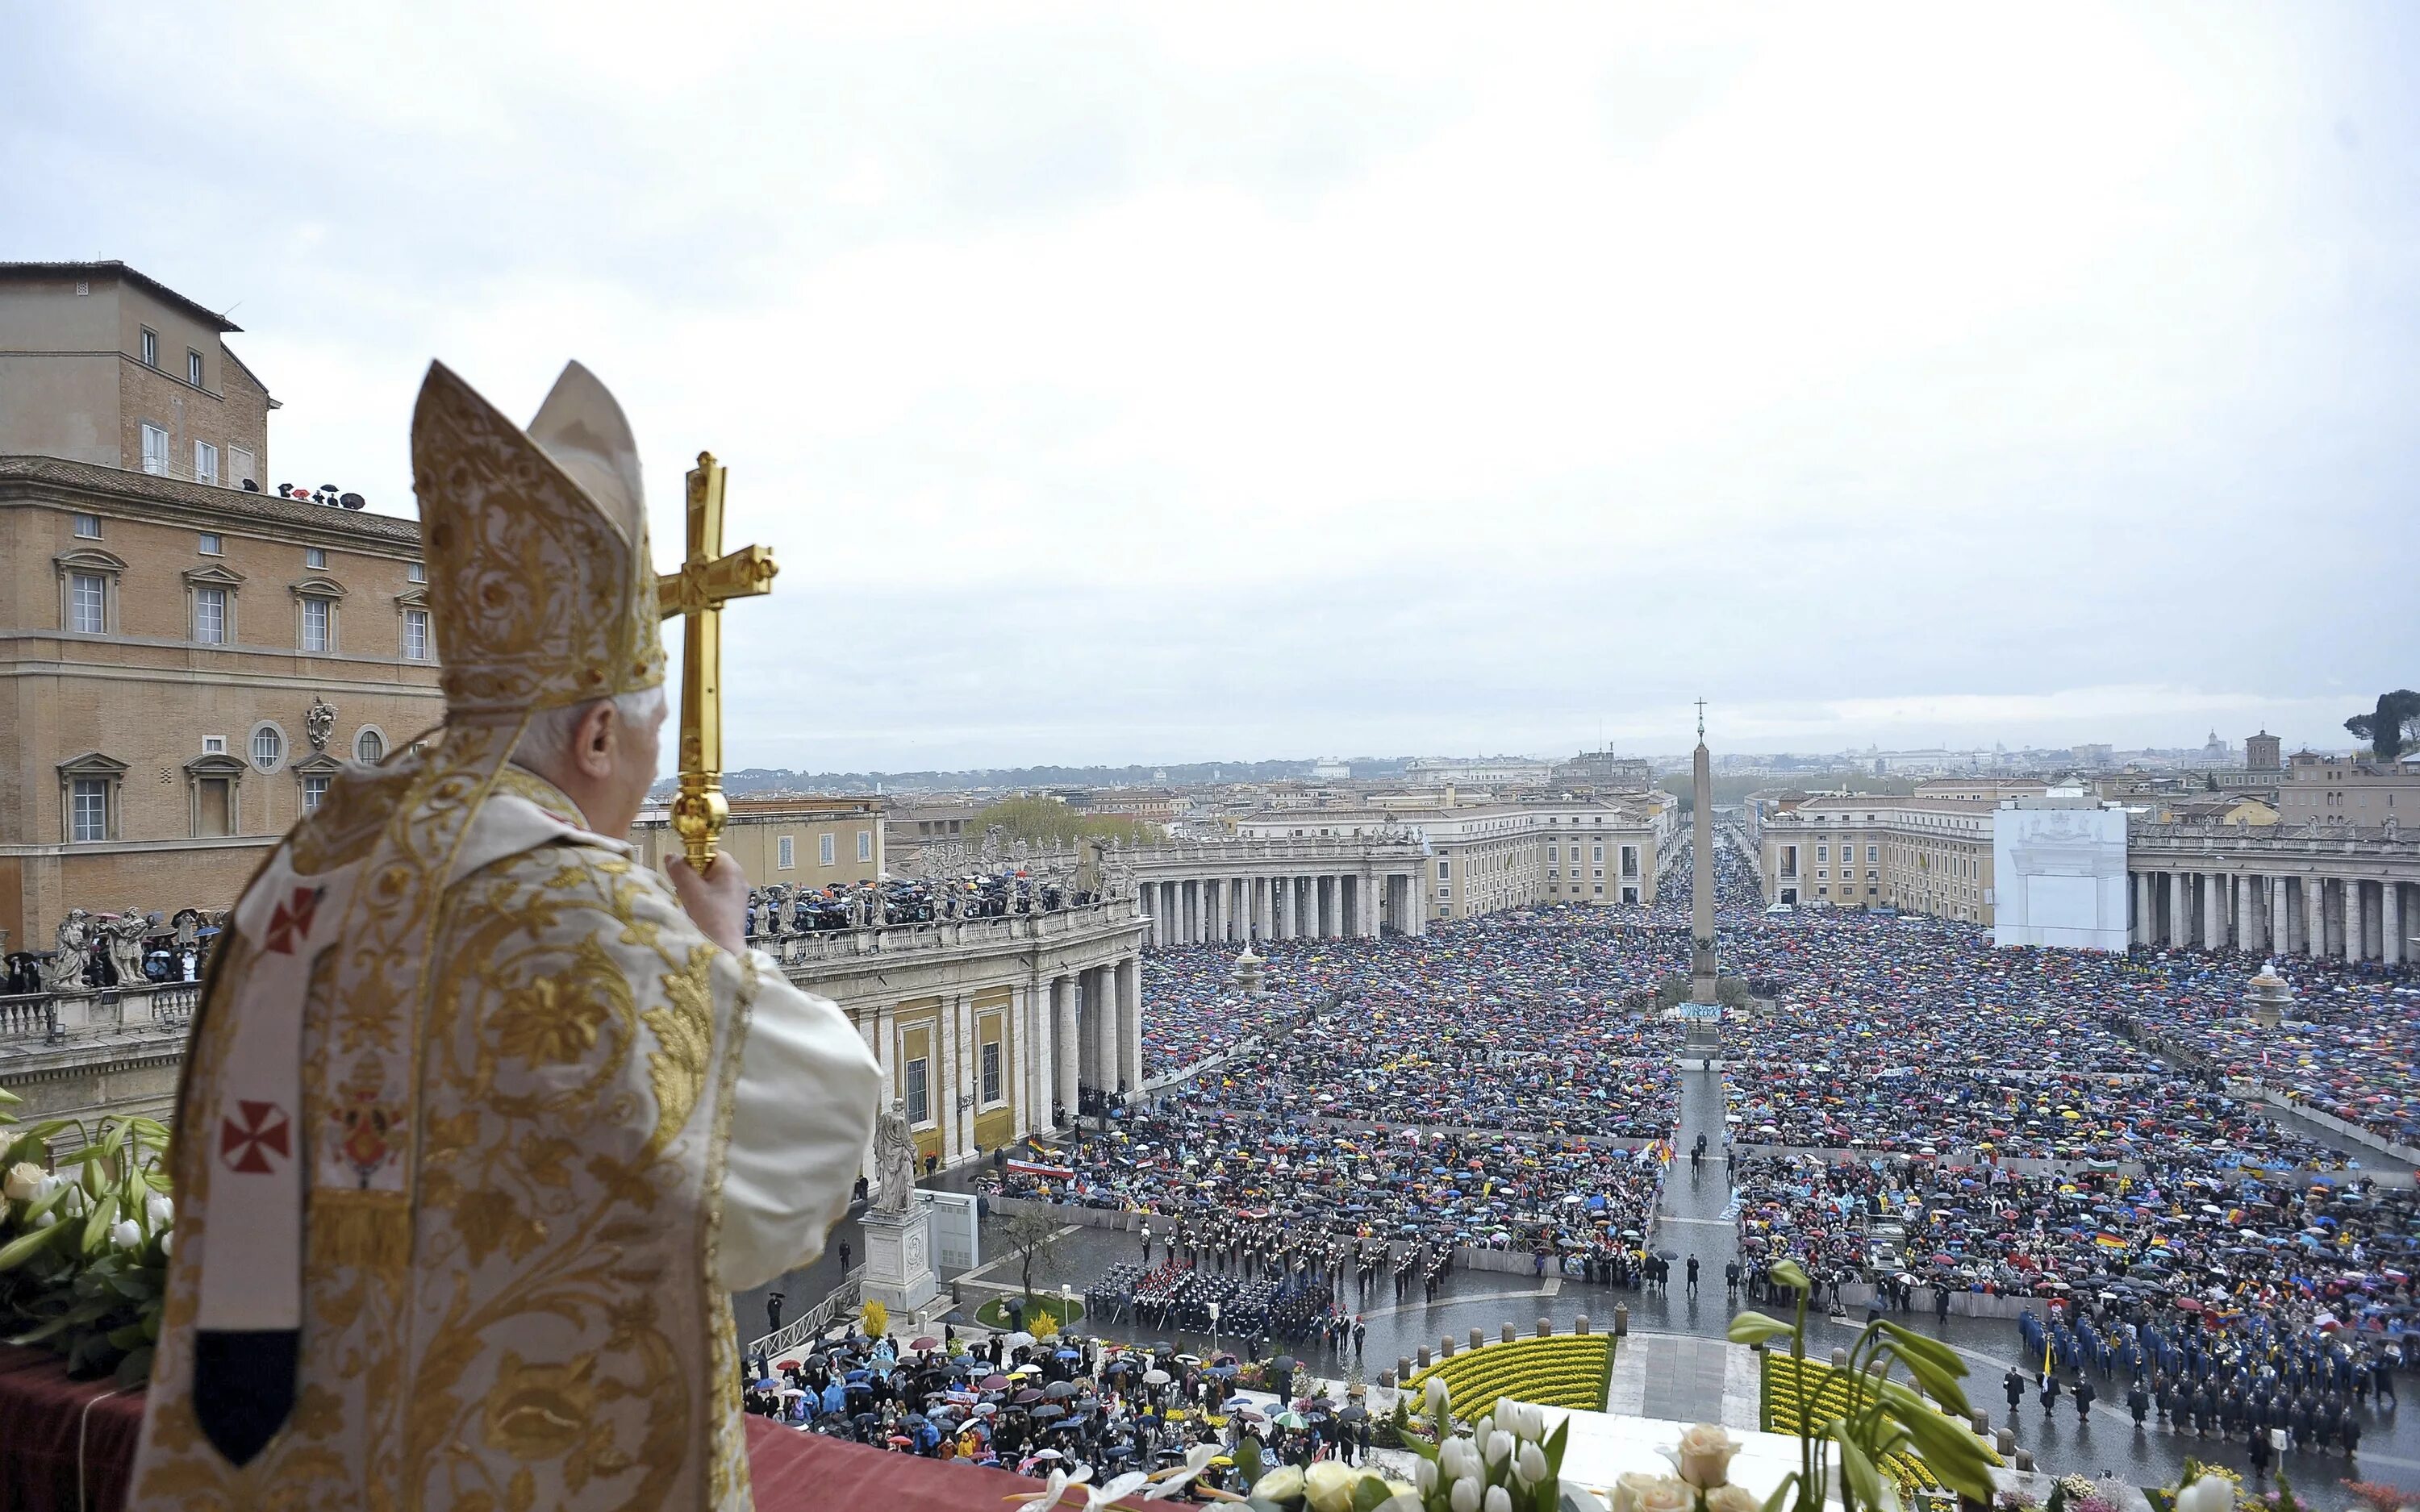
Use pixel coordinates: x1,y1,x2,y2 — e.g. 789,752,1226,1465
410,360,666,714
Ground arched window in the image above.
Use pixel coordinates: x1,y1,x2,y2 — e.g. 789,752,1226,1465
251,722,287,772
355,727,386,764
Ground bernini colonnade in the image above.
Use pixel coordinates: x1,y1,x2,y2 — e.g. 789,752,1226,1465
1124,838,1432,948
2129,823,2417,964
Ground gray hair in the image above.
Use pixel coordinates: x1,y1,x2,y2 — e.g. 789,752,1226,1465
508,685,666,774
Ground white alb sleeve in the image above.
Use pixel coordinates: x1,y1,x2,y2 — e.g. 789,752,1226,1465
716,952,880,1292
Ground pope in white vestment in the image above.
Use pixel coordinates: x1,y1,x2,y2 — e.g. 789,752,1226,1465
127,360,880,1511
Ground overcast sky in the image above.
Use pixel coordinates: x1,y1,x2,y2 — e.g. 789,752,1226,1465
10,4,2418,769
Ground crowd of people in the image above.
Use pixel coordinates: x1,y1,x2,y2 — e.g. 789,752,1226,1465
1003,1102,1671,1274
988,833,2420,1474
745,1321,1379,1492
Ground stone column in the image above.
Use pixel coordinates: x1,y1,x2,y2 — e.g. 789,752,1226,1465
937,991,959,1163
2203,873,2226,952
2168,870,2189,948
2269,876,2289,959
1054,974,1079,1124
1321,875,1338,937
2360,880,2380,960
2132,872,2151,946
1078,969,1099,1091
1275,876,1292,939
2334,878,2355,962
1118,955,1143,1092
1093,964,1123,1097
2236,874,2256,953
2304,876,2324,960
958,993,978,1160
1019,983,1042,1139
2386,881,2405,968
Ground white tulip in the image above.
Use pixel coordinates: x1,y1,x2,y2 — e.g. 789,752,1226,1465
1485,1431,1513,1466
1304,1461,1358,1512
2176,1477,2235,1512
1256,1467,1306,1505
1516,1442,1550,1487
1514,1402,1542,1440
3,1161,45,1202
1475,1414,1495,1445
145,1192,174,1230
159,1229,173,1256
1427,1377,1453,1426
1415,1458,1438,1494
1442,1439,1475,1482
1484,1488,1512,1512
1450,1477,1482,1512
111,1218,143,1251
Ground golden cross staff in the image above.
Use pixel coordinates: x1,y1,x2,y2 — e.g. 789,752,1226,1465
657,452,778,873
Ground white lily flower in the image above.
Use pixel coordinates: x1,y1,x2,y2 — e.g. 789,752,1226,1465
1141,1444,1219,1500
1011,1465,1091,1512
1084,1471,1153,1510
111,1218,144,1251
145,1191,174,1230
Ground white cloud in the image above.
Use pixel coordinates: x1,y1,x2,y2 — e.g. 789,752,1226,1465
6,1,2415,768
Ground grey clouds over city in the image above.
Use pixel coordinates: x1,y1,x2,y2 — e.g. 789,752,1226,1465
10,3,2418,769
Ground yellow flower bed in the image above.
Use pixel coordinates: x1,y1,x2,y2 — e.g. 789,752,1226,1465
1404,1334,1614,1420
1760,1354,2003,1495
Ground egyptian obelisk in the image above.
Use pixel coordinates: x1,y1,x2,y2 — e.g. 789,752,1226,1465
1689,701,1717,1006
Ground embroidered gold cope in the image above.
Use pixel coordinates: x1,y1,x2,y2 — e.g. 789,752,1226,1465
127,362,881,1512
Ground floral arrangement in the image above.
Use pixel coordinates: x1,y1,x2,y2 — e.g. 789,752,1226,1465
0,1092,176,1387
1405,1334,1616,1421
861,1297,889,1339
2139,1461,2243,1512
1728,1259,1995,1512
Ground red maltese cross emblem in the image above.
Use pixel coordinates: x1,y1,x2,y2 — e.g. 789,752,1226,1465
262,885,323,956
219,1099,292,1174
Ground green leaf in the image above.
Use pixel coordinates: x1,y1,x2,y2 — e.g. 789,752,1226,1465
1830,1422,1887,1512
1873,1322,1963,1378
1729,1312,1797,1347
1351,1474,1394,1512
1759,1472,1800,1512
1544,1416,1569,1469
0,1221,71,1272
81,1192,120,1254
1889,1399,1995,1504
115,1345,155,1389
1771,1259,1812,1293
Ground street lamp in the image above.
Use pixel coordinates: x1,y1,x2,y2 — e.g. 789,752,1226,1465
1209,1300,1221,1359
1062,1285,1075,1339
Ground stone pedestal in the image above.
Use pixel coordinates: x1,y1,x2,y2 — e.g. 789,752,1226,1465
859,1199,938,1317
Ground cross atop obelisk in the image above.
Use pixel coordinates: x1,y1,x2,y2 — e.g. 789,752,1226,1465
657,452,778,873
